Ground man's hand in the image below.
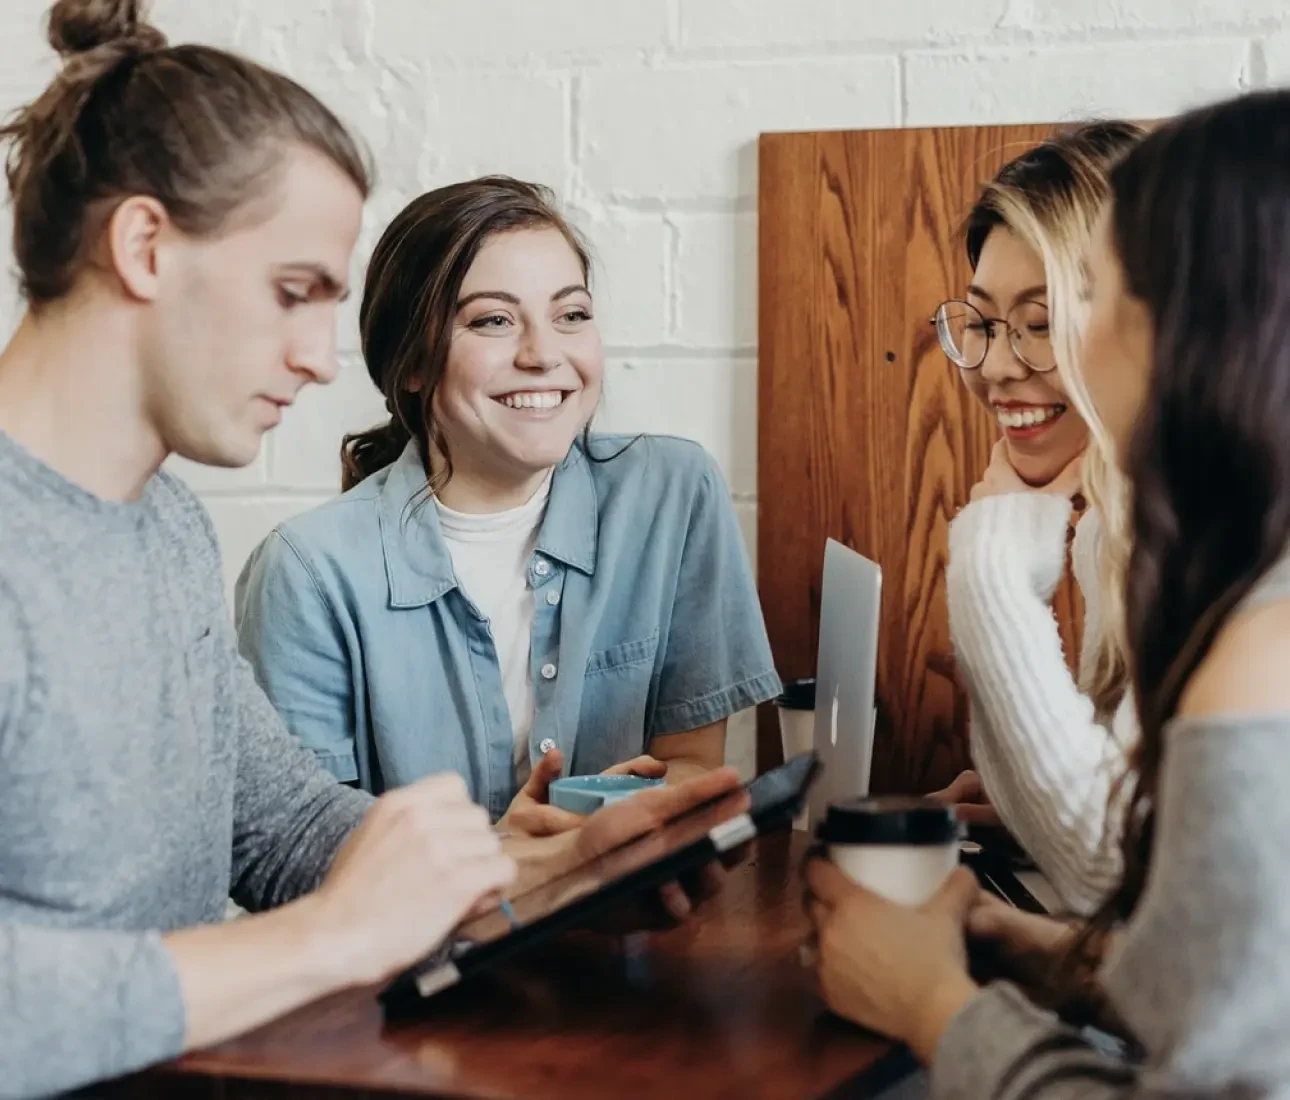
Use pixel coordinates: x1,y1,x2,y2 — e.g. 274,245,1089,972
309,773,515,986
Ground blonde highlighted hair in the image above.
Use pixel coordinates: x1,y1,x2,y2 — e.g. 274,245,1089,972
964,121,1147,718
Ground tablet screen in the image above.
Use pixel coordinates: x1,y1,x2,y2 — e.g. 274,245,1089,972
453,752,818,950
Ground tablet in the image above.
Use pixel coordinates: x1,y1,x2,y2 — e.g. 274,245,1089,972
959,843,1048,913
380,751,822,1011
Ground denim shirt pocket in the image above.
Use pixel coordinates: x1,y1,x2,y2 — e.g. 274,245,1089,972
579,631,661,768
585,632,660,676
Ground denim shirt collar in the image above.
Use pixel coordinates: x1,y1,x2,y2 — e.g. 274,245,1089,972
378,440,599,609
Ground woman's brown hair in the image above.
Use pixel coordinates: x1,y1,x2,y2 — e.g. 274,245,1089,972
1058,90,1290,1021
341,175,592,492
2,0,370,305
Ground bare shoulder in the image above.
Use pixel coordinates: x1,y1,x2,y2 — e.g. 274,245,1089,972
1178,595,1290,718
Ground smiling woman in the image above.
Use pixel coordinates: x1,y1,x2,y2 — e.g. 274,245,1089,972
928,121,1148,915
233,176,780,828
938,225,1086,484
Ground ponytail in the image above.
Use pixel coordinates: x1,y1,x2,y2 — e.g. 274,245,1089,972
340,418,412,492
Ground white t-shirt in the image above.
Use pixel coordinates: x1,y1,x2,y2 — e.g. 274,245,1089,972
434,476,552,786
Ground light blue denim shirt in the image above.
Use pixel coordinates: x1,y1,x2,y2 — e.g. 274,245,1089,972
234,434,780,819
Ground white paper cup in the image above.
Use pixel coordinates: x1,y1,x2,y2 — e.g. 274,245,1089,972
775,678,815,830
817,797,963,907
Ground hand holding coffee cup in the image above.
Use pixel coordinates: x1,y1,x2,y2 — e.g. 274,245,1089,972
815,796,964,907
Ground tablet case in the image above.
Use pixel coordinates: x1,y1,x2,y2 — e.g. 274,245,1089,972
380,752,822,1012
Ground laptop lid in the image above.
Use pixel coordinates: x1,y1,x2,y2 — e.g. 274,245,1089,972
808,538,882,824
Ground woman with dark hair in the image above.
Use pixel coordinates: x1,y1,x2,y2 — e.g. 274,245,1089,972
805,88,1290,1097
236,177,779,833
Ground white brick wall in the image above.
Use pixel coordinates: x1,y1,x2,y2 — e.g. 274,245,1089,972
0,0,1285,776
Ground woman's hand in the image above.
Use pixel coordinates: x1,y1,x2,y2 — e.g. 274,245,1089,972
967,893,1122,1032
966,891,1077,991
968,891,1075,964
504,766,747,925
970,440,1084,502
924,769,1002,827
498,749,670,837
804,859,981,1063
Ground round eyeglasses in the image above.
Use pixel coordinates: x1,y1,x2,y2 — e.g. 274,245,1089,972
930,299,1056,372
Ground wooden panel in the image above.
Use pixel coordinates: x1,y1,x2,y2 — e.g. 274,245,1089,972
757,124,1084,793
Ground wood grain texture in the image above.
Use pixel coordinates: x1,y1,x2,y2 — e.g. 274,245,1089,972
94,834,900,1100
757,124,1085,792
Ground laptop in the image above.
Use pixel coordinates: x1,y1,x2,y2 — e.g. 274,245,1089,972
806,538,882,826
803,539,1051,913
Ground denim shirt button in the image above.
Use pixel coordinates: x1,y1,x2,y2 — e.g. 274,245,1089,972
546,589,560,606
534,560,551,577
538,737,556,754
540,662,557,680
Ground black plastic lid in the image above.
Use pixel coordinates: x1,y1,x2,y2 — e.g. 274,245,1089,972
816,797,962,846
775,677,816,710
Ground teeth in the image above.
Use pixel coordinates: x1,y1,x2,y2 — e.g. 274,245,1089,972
995,405,1064,429
498,391,564,410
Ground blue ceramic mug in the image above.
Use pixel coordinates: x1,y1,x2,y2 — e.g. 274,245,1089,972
547,774,665,815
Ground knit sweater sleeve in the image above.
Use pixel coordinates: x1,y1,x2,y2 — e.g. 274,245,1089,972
932,714,1290,1100
946,494,1130,915
0,578,186,1098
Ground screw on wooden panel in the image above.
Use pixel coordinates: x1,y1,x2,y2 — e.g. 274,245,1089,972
885,351,896,362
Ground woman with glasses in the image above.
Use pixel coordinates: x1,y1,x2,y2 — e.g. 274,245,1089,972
807,87,1290,1100
928,121,1146,915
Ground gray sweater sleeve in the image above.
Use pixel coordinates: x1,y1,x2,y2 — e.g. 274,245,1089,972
0,925,186,1099
173,489,373,913
0,582,186,1098
228,640,373,912
931,715,1290,1099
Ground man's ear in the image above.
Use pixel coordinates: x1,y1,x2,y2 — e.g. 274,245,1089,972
104,195,170,302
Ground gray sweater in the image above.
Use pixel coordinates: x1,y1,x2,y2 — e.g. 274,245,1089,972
0,432,373,1099
934,560,1290,1098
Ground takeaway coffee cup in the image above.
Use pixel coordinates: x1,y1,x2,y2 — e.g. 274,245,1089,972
816,796,963,907
774,678,815,829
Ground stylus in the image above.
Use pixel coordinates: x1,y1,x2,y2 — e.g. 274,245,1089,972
499,898,520,930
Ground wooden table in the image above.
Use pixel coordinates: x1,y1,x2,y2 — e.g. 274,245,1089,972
104,834,913,1100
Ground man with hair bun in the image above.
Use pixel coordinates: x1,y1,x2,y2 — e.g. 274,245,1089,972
0,3,741,1095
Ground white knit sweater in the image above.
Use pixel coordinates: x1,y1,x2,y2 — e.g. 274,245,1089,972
946,493,1135,915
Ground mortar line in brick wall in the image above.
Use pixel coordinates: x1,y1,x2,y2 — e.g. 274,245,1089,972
353,22,1290,77
603,345,756,360
999,0,1034,32
897,28,1277,59
660,24,1290,64
605,196,757,215
895,53,906,127
262,430,279,484
663,217,681,338
666,0,682,52
566,72,581,190
1243,38,1266,90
